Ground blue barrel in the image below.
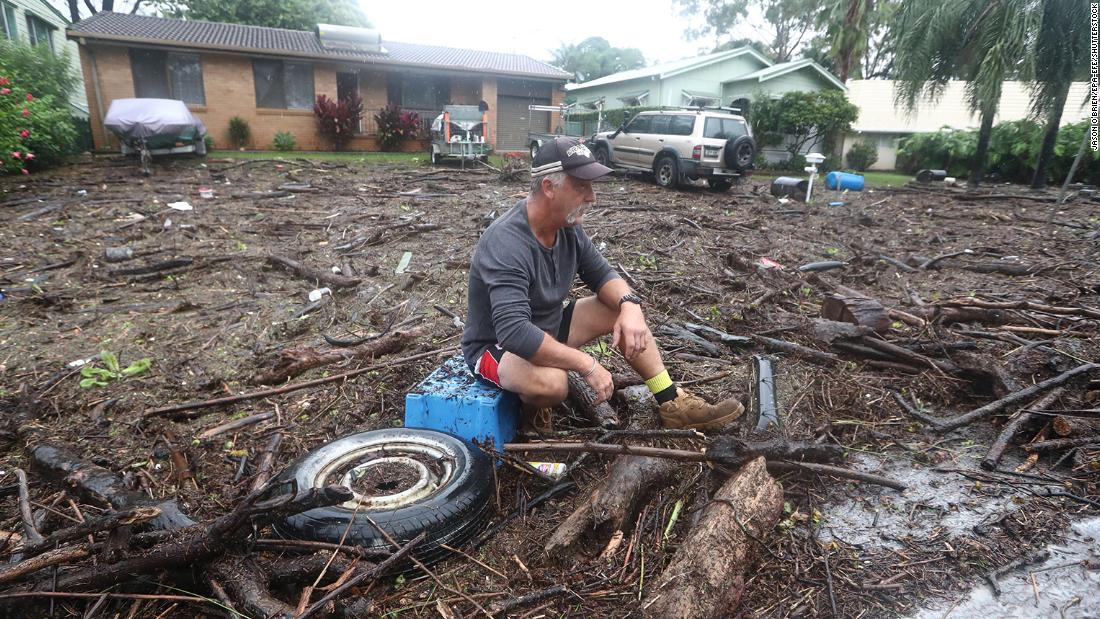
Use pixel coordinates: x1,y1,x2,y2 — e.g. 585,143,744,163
825,171,864,191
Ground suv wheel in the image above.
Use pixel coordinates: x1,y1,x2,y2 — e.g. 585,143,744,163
724,136,756,171
594,145,610,167
654,154,680,188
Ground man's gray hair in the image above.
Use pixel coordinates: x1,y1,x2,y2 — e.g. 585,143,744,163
530,171,568,196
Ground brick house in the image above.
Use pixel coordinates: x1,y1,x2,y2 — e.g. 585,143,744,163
66,12,569,152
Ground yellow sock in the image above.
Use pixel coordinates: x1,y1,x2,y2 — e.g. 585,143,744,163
645,371,678,404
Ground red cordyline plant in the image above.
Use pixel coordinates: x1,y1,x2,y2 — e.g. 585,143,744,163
374,103,420,152
313,93,364,151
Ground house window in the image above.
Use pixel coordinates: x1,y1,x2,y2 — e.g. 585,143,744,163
0,3,16,40
130,49,205,105
25,14,53,50
253,59,314,110
387,74,449,111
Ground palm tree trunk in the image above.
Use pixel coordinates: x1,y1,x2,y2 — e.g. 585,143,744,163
1058,126,1090,204
1030,82,1071,190
968,107,995,189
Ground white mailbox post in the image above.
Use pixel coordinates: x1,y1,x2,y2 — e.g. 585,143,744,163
804,152,826,203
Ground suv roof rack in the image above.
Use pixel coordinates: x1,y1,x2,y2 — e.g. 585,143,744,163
634,105,743,115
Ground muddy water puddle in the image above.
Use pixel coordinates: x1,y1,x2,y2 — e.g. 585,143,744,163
910,517,1100,618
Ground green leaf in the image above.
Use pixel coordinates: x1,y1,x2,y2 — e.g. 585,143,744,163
100,350,120,375
122,358,152,377
79,377,107,388
81,366,114,381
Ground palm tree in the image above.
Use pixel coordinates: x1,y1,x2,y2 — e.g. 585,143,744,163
820,0,874,82
1028,0,1089,189
891,0,1037,188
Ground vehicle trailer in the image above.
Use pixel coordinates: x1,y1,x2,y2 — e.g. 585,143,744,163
427,105,492,167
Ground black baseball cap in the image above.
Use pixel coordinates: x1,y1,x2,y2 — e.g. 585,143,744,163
531,137,613,180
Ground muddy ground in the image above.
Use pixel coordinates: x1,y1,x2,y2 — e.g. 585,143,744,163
0,153,1098,618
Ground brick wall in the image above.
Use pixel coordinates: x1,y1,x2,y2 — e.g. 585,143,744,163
480,77,497,149
81,41,558,154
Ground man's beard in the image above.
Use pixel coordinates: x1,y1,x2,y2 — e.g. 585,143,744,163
565,203,591,225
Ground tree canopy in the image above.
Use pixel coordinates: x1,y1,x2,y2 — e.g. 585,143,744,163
551,37,645,83
151,0,370,31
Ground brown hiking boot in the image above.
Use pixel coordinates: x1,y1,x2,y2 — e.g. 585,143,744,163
520,406,555,434
658,388,744,431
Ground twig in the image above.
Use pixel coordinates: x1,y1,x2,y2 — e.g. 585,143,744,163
363,515,494,618
14,469,44,547
249,433,283,493
488,585,569,615
981,388,1065,471
932,364,1098,432
197,412,274,440
298,538,425,619
766,461,906,491
141,346,456,421
23,506,161,558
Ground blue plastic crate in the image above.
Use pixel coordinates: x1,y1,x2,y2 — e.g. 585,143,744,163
404,354,519,451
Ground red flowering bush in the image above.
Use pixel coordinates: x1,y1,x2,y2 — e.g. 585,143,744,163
374,103,420,151
313,93,364,151
0,42,79,173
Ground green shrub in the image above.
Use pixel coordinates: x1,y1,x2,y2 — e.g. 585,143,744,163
987,119,1042,183
203,134,214,151
846,138,878,171
751,91,858,161
1049,121,1100,185
896,128,976,177
273,131,296,151
228,116,251,148
0,41,80,173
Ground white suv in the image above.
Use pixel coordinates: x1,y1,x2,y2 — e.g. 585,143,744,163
591,109,755,191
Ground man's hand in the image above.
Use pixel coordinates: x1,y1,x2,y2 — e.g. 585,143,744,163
584,359,614,404
611,303,650,361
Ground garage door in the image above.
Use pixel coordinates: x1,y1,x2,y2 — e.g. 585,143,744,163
497,95,550,151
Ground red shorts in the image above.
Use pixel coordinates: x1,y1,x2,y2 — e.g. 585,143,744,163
473,300,576,388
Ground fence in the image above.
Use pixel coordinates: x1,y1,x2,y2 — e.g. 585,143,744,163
357,108,438,138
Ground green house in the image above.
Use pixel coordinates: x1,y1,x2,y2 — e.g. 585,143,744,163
566,47,844,115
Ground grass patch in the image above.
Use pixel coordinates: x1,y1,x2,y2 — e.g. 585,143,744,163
208,150,428,164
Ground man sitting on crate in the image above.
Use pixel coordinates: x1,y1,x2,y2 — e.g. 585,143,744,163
461,137,742,431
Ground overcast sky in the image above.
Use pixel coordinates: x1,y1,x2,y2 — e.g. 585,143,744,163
360,0,718,66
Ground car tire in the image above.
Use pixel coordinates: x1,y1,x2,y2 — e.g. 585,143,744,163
271,428,493,566
724,135,756,171
594,145,611,168
654,154,680,188
707,178,733,192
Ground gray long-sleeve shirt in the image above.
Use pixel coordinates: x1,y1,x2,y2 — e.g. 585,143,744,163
461,200,619,369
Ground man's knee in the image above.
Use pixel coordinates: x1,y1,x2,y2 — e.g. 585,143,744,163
529,368,569,405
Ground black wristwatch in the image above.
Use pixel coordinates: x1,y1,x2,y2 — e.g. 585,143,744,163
619,293,643,307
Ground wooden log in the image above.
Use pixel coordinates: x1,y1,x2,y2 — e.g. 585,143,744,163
250,326,427,385
643,457,783,619
28,443,195,531
822,295,891,333
47,486,351,592
22,506,161,559
265,255,362,289
209,555,296,619
1052,416,1100,437
910,305,1011,325
751,335,838,366
934,364,1099,432
567,371,619,429
543,455,678,559
1027,436,1100,452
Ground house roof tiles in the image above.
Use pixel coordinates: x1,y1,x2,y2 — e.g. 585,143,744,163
68,12,570,80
